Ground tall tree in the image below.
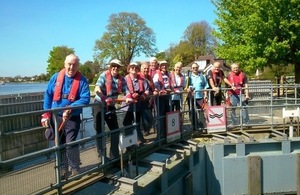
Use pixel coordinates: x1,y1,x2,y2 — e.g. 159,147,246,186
213,0,300,82
47,46,75,76
165,21,217,67
183,21,218,57
94,12,157,66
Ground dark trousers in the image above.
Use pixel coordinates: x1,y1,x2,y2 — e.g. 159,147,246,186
187,97,206,130
94,103,120,159
56,115,81,171
123,111,145,143
156,96,170,138
171,100,181,111
209,91,223,106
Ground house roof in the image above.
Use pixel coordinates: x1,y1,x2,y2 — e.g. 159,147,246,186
181,55,230,74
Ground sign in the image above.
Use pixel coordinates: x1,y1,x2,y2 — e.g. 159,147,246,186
166,111,181,143
206,105,227,133
195,60,207,70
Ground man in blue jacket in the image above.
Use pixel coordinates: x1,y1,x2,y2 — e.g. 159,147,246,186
41,54,90,179
186,62,209,130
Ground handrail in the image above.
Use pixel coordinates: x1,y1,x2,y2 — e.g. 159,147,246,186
1,84,300,194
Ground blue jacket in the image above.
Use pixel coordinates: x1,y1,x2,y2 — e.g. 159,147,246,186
43,71,90,116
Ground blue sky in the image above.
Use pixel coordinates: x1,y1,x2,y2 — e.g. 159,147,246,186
0,0,216,77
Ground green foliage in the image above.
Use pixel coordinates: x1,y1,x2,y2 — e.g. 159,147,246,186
80,60,103,83
47,46,75,76
258,64,294,82
94,12,158,67
183,21,218,56
213,0,300,82
165,21,217,67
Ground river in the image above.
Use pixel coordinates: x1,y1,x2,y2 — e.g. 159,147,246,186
0,82,48,95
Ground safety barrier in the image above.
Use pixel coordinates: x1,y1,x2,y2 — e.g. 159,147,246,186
0,84,300,194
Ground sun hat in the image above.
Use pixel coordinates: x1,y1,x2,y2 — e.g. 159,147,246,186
109,59,123,66
150,57,157,62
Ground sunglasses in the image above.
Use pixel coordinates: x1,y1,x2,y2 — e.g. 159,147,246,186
111,65,120,69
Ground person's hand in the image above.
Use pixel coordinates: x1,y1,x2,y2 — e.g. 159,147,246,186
160,90,167,95
153,90,159,96
63,109,71,120
139,93,147,101
213,87,220,94
132,93,139,100
125,97,134,103
100,95,107,101
174,88,180,94
105,97,114,106
166,89,172,94
41,112,51,127
187,86,194,93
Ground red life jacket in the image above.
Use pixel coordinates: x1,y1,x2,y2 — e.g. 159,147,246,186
148,68,157,78
105,70,123,95
212,70,223,87
170,71,184,88
156,70,171,89
53,69,81,102
228,71,245,86
138,73,154,92
228,71,246,94
125,74,144,93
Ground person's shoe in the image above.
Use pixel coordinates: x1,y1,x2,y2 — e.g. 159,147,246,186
61,169,68,180
71,168,80,177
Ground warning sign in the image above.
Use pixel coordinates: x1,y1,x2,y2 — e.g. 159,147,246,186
206,105,227,133
166,111,181,143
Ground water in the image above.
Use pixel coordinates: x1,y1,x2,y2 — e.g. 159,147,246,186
0,82,48,95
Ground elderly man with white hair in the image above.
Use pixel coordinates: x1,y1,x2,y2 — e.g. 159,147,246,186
42,54,90,179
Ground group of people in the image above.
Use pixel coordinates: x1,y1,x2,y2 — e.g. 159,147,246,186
40,54,250,179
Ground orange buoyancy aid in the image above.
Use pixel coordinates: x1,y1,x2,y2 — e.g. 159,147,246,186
53,69,81,102
170,71,184,88
105,70,123,96
125,74,144,93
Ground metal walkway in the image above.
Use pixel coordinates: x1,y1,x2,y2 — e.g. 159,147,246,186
1,84,300,194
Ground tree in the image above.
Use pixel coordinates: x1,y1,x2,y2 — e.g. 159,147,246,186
164,21,217,67
47,46,75,76
166,41,195,67
213,0,300,82
80,60,103,83
183,21,218,57
94,12,157,67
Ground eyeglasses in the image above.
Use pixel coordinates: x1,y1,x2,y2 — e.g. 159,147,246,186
111,65,120,69
192,67,198,69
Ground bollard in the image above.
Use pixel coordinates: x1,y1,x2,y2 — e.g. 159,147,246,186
289,117,294,139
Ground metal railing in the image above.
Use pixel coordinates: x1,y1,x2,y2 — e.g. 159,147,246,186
0,84,300,194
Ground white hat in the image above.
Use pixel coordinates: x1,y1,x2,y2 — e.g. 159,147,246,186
150,57,157,62
109,59,123,66
159,60,168,66
129,62,138,66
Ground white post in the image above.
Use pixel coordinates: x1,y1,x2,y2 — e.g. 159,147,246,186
289,125,294,139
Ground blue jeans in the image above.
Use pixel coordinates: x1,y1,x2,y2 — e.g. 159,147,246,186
229,94,249,124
